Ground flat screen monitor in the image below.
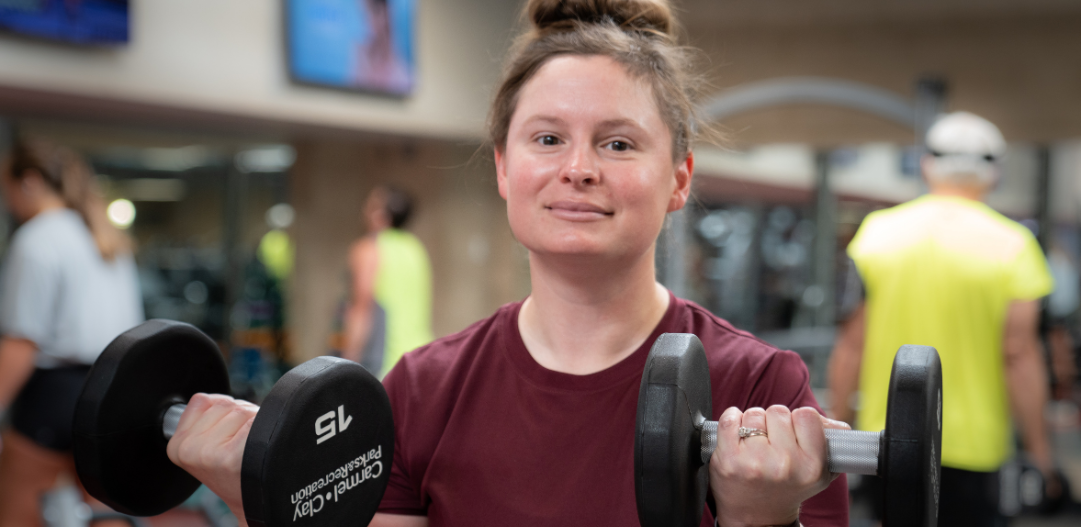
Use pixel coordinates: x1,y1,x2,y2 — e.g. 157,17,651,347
287,0,417,96
0,0,129,45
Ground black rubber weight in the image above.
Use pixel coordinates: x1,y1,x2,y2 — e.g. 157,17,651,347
241,356,394,527
73,320,231,516
882,345,943,527
635,333,712,527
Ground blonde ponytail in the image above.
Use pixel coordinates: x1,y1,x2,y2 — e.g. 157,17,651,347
10,138,132,261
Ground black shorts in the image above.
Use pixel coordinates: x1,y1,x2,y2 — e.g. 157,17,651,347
10,366,92,452
865,466,1005,527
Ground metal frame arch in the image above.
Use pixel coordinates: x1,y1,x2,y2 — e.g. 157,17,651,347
702,76,917,129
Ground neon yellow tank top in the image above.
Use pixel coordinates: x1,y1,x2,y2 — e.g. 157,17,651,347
375,229,433,377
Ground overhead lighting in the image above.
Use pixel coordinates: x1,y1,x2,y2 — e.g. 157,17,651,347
96,145,225,172
141,146,216,171
236,145,296,173
265,203,295,229
116,178,187,202
107,199,136,229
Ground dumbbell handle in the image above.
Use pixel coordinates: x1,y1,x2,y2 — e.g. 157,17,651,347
700,421,882,475
162,404,187,440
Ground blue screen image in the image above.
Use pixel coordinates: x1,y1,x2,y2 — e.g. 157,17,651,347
288,0,416,96
0,0,129,45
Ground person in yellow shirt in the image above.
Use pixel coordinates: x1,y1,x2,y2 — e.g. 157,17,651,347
343,185,433,377
829,112,1057,526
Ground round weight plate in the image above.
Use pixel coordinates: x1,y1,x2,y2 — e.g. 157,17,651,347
634,333,712,527
882,345,943,527
73,319,231,516
241,356,394,527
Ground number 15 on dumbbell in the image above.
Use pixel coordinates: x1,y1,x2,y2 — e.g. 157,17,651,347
635,334,942,527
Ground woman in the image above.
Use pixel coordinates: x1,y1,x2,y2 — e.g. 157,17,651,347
0,138,144,526
353,0,412,94
342,185,433,377
170,1,850,525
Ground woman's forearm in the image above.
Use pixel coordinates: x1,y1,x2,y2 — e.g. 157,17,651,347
342,304,374,363
0,338,37,410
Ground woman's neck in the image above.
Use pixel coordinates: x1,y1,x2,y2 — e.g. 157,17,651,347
518,249,671,375
22,195,66,223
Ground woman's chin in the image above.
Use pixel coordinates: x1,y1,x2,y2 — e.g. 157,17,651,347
526,241,648,264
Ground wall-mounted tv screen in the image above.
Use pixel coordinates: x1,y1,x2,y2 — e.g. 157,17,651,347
287,0,417,96
0,0,129,45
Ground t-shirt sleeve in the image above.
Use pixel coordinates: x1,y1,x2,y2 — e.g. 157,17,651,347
751,351,850,527
0,237,57,346
377,364,428,516
1009,234,1054,301
845,211,878,263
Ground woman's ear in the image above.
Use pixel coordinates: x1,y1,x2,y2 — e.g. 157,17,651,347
17,168,46,196
667,151,693,213
495,147,509,200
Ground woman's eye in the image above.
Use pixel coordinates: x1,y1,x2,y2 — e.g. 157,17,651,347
609,141,630,152
539,135,559,146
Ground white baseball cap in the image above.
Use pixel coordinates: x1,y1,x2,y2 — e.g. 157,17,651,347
924,111,1006,184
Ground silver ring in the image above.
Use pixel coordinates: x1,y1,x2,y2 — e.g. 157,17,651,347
738,426,768,439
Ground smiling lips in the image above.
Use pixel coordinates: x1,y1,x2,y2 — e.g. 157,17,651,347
545,200,613,221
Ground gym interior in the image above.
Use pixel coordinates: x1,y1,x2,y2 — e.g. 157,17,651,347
1,1,1080,526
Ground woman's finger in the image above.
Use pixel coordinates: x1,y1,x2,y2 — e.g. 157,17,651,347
175,393,235,439
739,407,769,448
713,406,744,465
791,407,833,484
791,407,827,452
201,403,258,445
819,414,852,430
763,405,797,454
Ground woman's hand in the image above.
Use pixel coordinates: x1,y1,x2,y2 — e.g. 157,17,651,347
166,393,258,527
709,405,849,527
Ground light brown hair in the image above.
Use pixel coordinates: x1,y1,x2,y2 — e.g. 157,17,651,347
9,138,132,261
488,0,710,161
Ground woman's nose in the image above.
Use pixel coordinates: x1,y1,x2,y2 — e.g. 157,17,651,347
560,143,600,187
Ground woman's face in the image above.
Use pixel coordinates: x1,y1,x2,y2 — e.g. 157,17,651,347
496,55,692,264
1,160,30,222
363,187,391,232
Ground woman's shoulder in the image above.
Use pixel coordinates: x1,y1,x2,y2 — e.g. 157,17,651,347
674,298,811,405
676,298,796,364
7,209,83,260
382,301,520,397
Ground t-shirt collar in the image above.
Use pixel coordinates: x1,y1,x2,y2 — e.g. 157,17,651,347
501,290,682,392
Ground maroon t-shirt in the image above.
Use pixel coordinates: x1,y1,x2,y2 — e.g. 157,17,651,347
379,295,849,526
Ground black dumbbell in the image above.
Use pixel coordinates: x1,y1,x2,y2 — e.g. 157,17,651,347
72,320,395,527
634,333,942,527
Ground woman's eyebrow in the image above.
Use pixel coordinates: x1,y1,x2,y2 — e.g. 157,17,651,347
521,115,566,127
595,118,644,133
519,116,647,136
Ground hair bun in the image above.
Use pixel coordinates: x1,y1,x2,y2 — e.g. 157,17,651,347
528,0,673,36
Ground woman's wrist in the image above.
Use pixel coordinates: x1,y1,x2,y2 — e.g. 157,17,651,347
712,498,801,527
715,519,800,527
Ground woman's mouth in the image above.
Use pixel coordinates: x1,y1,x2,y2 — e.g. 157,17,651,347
545,201,613,221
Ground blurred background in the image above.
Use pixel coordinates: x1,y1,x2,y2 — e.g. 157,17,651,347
0,0,1079,525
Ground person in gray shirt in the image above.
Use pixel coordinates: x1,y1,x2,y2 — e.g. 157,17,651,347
0,138,143,524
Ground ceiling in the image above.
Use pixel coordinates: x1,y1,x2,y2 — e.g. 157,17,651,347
674,0,1081,144
677,0,1081,29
